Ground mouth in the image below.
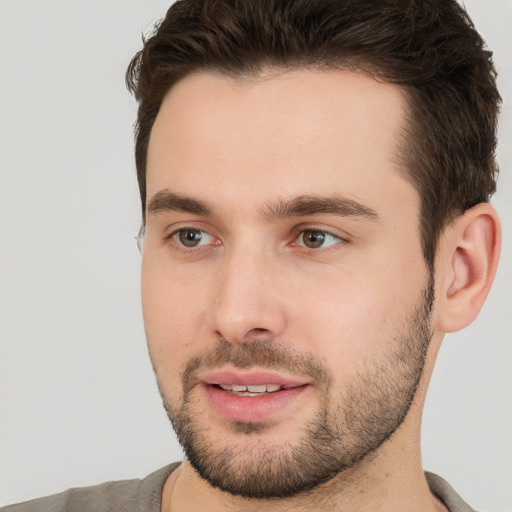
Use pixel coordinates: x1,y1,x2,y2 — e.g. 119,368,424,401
215,383,299,396
199,370,311,423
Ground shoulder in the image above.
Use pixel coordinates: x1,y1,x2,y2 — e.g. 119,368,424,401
425,471,477,512
2,479,140,512
1,464,180,512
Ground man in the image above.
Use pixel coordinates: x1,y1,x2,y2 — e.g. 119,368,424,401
3,0,503,511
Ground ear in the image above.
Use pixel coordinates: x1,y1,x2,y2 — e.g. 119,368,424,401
436,203,501,333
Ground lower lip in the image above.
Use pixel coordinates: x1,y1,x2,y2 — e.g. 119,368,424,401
203,384,309,423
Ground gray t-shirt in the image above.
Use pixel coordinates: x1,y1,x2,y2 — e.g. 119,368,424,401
1,465,476,512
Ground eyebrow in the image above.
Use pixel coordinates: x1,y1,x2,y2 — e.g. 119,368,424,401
147,190,211,216
146,190,379,222
263,195,379,222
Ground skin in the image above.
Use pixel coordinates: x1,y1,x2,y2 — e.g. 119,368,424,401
141,69,501,511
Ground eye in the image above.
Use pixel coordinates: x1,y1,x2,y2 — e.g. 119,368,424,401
297,229,341,249
172,228,215,248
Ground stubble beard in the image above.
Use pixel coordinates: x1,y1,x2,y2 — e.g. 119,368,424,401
153,278,434,499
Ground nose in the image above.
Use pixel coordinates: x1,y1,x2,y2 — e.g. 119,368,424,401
209,244,287,343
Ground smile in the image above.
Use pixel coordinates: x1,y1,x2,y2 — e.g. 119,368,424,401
217,384,289,396
199,370,311,423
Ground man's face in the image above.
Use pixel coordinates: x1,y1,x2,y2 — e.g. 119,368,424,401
142,69,433,498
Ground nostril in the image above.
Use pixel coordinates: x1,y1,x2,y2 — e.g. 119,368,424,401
246,328,271,339
241,327,272,342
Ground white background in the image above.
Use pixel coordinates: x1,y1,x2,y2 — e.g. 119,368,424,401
0,1,510,509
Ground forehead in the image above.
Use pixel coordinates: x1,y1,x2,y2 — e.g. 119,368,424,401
146,68,416,218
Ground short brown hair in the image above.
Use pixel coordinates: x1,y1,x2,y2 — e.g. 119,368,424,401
126,0,501,267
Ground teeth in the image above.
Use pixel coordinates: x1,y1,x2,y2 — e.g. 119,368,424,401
247,385,267,393
218,384,283,393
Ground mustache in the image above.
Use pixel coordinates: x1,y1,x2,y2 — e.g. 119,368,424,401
182,339,333,393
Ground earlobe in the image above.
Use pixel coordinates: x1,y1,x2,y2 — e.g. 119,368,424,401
437,203,501,333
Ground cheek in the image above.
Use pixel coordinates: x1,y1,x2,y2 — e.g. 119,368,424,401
291,281,388,363
141,255,209,371
287,257,426,368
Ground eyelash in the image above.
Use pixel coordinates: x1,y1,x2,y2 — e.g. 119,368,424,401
166,226,349,253
166,226,218,253
292,227,347,253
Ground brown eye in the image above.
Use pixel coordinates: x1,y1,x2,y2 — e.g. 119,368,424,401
302,230,326,248
299,230,340,249
177,229,204,247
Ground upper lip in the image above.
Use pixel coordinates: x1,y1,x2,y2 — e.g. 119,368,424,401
200,369,310,388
